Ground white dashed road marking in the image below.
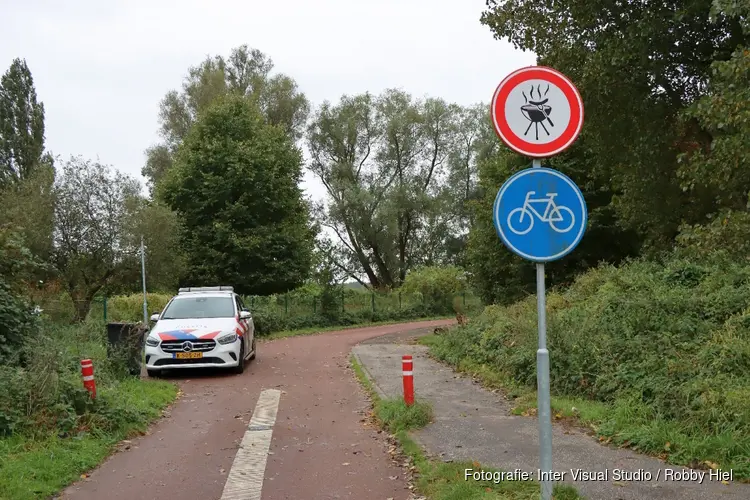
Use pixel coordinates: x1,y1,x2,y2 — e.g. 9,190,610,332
220,389,282,500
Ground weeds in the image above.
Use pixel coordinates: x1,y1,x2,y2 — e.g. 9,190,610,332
0,318,179,499
423,252,750,479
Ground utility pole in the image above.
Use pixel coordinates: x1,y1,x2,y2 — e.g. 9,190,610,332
141,235,148,325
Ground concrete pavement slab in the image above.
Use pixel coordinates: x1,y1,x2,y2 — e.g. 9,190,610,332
352,335,750,500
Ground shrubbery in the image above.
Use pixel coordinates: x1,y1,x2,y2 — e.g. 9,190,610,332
429,251,750,473
0,228,43,364
246,286,479,336
0,318,175,437
251,302,439,336
104,286,482,337
106,293,172,323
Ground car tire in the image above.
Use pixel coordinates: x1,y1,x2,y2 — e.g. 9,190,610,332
146,369,160,378
233,342,245,374
249,338,256,360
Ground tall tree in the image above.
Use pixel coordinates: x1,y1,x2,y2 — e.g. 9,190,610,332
143,45,309,193
479,0,749,253
158,95,316,295
307,90,486,289
0,58,55,262
52,156,180,321
0,58,48,188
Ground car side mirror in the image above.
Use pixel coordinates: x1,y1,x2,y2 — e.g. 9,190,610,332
239,310,252,320
150,313,160,322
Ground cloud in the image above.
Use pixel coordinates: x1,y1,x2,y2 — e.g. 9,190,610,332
1,0,535,201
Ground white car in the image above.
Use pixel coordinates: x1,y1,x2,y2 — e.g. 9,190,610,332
144,286,255,377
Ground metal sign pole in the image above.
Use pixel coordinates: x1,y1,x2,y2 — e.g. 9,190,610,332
531,159,553,500
141,235,148,325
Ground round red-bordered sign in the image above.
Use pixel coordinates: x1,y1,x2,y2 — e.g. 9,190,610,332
491,66,583,158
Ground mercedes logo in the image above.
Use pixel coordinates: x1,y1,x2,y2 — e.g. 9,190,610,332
182,341,193,352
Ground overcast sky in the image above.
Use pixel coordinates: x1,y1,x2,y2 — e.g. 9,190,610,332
1,0,535,200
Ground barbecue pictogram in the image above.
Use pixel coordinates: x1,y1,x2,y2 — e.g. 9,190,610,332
521,84,554,140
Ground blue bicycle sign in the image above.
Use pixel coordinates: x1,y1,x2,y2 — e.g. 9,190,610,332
493,167,587,262
507,191,575,235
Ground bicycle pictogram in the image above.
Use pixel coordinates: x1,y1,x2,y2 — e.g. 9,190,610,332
507,191,575,235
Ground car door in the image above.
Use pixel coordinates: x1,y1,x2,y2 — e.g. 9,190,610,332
234,295,251,353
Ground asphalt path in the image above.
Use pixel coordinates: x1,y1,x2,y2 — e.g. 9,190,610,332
58,319,453,500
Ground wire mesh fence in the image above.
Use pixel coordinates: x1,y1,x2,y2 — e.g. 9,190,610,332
33,289,483,325
242,289,483,319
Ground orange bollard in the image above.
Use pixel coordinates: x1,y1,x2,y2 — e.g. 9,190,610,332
402,355,414,406
81,359,96,399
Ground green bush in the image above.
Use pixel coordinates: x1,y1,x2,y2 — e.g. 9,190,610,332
244,286,481,336
0,280,39,364
101,286,483,337
0,228,44,364
106,293,172,323
0,318,151,437
401,266,468,309
432,252,750,441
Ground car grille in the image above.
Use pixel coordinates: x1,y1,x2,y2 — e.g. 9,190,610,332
154,357,225,366
160,339,216,353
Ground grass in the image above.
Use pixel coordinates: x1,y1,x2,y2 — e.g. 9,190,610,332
349,354,582,499
0,378,178,500
262,315,453,341
418,334,750,482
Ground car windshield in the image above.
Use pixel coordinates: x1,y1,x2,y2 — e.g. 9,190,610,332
161,296,235,319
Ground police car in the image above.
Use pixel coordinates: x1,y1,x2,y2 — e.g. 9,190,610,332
144,286,255,377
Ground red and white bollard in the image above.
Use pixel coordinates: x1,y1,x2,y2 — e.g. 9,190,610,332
402,355,414,406
81,359,96,399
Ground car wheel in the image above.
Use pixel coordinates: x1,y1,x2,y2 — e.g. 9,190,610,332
146,369,160,378
249,338,256,360
233,342,245,374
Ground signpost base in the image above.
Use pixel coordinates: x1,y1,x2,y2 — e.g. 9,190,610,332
536,263,553,500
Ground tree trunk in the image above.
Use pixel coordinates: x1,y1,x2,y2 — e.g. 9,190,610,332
70,291,94,323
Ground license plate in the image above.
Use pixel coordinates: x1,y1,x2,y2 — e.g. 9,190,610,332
175,352,203,359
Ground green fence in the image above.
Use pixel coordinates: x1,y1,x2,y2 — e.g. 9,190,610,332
34,289,483,326
242,289,483,319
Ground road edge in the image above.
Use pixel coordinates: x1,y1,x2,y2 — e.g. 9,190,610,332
350,350,388,400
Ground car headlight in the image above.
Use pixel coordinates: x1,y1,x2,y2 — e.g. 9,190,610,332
145,336,160,347
217,333,238,345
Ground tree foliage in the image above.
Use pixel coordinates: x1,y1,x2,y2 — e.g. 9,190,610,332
143,45,309,193
480,0,748,248
307,90,493,289
0,58,55,264
0,228,42,362
0,163,55,262
52,157,179,321
0,58,50,189
467,0,750,303
158,95,316,295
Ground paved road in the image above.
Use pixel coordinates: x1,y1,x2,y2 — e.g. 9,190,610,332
59,320,452,500
353,331,750,500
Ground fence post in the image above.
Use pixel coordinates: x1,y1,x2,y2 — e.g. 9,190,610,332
102,296,107,323
399,291,402,310
371,292,375,312
342,290,345,313
285,294,288,316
